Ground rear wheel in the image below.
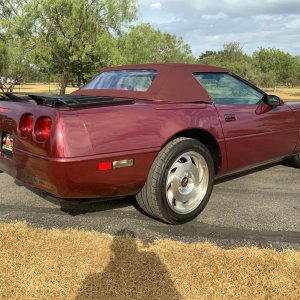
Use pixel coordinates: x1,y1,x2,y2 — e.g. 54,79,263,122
136,137,215,224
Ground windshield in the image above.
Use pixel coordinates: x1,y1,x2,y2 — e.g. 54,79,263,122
81,70,157,92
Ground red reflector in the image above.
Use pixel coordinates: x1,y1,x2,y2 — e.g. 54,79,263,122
34,116,52,142
19,113,33,137
98,162,112,171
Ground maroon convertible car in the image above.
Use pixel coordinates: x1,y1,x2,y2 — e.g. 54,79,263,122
1,64,300,224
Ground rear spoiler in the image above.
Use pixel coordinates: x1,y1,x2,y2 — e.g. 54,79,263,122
0,92,134,109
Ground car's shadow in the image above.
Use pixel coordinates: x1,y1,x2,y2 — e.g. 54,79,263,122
14,179,141,216
60,196,140,216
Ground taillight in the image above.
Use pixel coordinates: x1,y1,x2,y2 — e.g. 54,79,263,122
34,117,52,142
19,113,33,137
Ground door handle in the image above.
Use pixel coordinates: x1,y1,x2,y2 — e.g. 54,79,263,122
224,114,237,121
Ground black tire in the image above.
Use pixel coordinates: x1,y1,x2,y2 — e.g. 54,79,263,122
290,153,300,168
136,137,215,224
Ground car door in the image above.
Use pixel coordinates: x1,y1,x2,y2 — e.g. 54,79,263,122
194,73,299,173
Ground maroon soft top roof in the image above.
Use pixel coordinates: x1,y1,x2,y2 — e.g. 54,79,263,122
73,63,229,103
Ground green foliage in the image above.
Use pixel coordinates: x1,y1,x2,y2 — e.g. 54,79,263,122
3,40,33,80
0,1,37,91
0,38,38,92
12,0,138,93
198,42,259,85
198,42,300,89
253,48,300,87
118,24,195,65
0,40,6,76
199,42,246,65
0,1,46,89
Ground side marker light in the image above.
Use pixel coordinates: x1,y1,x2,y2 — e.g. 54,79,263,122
113,159,134,169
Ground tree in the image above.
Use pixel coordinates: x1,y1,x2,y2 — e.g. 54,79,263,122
0,0,38,92
198,50,218,61
13,0,137,94
0,40,6,76
253,48,300,88
118,23,196,64
198,42,258,83
0,39,36,92
198,42,246,65
221,42,245,62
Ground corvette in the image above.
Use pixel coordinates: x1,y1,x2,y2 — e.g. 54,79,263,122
0,63,300,224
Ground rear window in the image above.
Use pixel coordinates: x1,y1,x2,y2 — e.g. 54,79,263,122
81,70,157,92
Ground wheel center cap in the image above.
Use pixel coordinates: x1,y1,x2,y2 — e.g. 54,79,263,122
181,177,189,187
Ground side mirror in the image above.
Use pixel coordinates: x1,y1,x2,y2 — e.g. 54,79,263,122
267,95,281,107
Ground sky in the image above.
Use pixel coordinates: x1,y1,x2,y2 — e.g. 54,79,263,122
137,0,300,57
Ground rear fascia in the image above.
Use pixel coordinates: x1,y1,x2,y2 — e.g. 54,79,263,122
0,101,160,198
1,148,157,198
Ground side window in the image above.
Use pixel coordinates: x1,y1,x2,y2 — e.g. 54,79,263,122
194,73,264,105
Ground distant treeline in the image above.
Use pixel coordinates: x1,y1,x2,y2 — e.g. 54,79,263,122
1,1,299,94
198,42,300,89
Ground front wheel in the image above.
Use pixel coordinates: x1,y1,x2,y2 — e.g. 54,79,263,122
136,137,215,224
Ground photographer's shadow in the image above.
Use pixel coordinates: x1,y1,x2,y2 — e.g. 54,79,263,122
76,230,182,300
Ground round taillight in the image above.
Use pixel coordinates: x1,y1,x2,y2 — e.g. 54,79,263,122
19,113,33,137
34,117,52,142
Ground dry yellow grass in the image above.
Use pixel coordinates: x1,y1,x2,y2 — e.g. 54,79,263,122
13,83,77,95
264,87,300,102
0,222,299,300
10,84,300,102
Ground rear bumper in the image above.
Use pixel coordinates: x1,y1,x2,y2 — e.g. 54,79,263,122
0,148,158,198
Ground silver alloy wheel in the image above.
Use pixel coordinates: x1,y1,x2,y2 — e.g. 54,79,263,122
165,151,209,214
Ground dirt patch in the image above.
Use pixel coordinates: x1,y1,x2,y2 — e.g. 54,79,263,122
0,222,299,300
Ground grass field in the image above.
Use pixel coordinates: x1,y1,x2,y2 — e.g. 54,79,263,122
265,87,300,102
12,83,77,95
0,222,299,300
9,83,300,102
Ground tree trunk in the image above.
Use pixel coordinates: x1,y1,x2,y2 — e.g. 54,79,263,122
8,84,15,92
77,73,82,88
60,69,70,95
